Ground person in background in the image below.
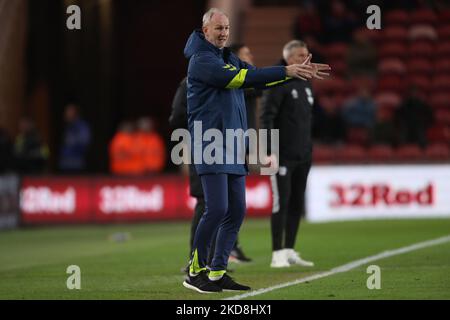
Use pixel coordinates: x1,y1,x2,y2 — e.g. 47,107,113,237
109,120,141,175
58,104,91,173
169,76,252,272
14,117,49,174
135,117,166,174
395,85,434,148
260,40,330,268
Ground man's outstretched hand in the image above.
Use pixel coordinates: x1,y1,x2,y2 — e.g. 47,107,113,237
304,53,332,80
285,54,331,81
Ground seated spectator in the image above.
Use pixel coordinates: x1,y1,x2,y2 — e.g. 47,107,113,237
341,86,376,130
14,117,49,174
109,121,141,175
0,127,13,173
321,0,357,44
347,29,377,77
293,2,322,40
395,85,434,148
312,99,345,144
58,104,91,173
371,108,396,146
135,117,166,174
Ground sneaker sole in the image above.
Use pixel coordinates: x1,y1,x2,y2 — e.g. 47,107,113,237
182,281,222,294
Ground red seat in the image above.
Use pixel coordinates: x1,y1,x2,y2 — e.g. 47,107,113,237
324,43,348,61
377,75,407,93
437,25,450,40
346,128,370,146
425,143,450,161
395,144,424,162
407,58,432,75
353,27,382,44
312,145,336,164
438,10,450,25
336,145,367,163
368,145,395,163
409,42,435,58
378,58,406,75
409,24,438,41
434,108,450,126
385,10,409,26
434,59,450,75
427,126,450,144
374,92,402,110
410,9,438,25
409,75,431,92
432,75,450,91
378,43,407,59
429,93,450,109
436,42,450,57
328,59,347,77
383,26,408,42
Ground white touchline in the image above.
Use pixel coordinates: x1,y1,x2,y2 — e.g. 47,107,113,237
223,235,450,300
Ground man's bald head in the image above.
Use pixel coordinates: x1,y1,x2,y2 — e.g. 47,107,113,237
202,8,230,49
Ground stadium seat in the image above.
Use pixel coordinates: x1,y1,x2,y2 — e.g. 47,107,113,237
407,58,432,75
378,43,407,59
377,75,407,93
410,9,438,25
438,10,450,26
431,75,450,91
383,26,408,42
368,145,395,163
429,93,450,109
378,58,406,75
437,25,450,40
434,108,450,126
374,92,402,110
425,143,450,161
409,42,435,58
352,27,382,44
427,126,450,144
394,144,424,162
336,144,367,163
436,42,450,57
328,59,347,77
434,58,450,75
324,43,348,61
384,10,409,26
346,128,370,147
408,24,438,41
409,75,431,92
312,145,336,164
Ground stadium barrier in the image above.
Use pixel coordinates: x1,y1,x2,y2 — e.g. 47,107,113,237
18,164,450,225
0,175,20,230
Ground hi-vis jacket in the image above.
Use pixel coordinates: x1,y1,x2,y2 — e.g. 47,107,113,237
184,30,288,175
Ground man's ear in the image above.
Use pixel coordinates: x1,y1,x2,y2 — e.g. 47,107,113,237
202,26,208,34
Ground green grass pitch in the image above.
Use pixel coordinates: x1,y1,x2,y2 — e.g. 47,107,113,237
0,218,449,300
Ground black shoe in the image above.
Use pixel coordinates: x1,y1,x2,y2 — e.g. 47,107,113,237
229,246,252,263
212,273,251,291
183,270,223,293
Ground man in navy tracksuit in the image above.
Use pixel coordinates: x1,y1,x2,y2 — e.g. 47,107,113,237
182,8,321,293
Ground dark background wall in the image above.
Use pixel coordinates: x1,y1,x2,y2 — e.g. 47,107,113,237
26,0,207,173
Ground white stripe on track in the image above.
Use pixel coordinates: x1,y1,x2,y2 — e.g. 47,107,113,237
223,235,450,300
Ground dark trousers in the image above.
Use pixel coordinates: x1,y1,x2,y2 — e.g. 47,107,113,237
191,174,246,271
270,161,311,251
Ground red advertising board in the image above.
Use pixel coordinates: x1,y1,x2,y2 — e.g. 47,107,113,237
20,175,273,224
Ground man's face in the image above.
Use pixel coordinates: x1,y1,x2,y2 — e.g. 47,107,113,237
203,13,229,49
238,46,254,65
286,47,309,65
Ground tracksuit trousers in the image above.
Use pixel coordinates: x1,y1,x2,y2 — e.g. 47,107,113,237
190,173,246,273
